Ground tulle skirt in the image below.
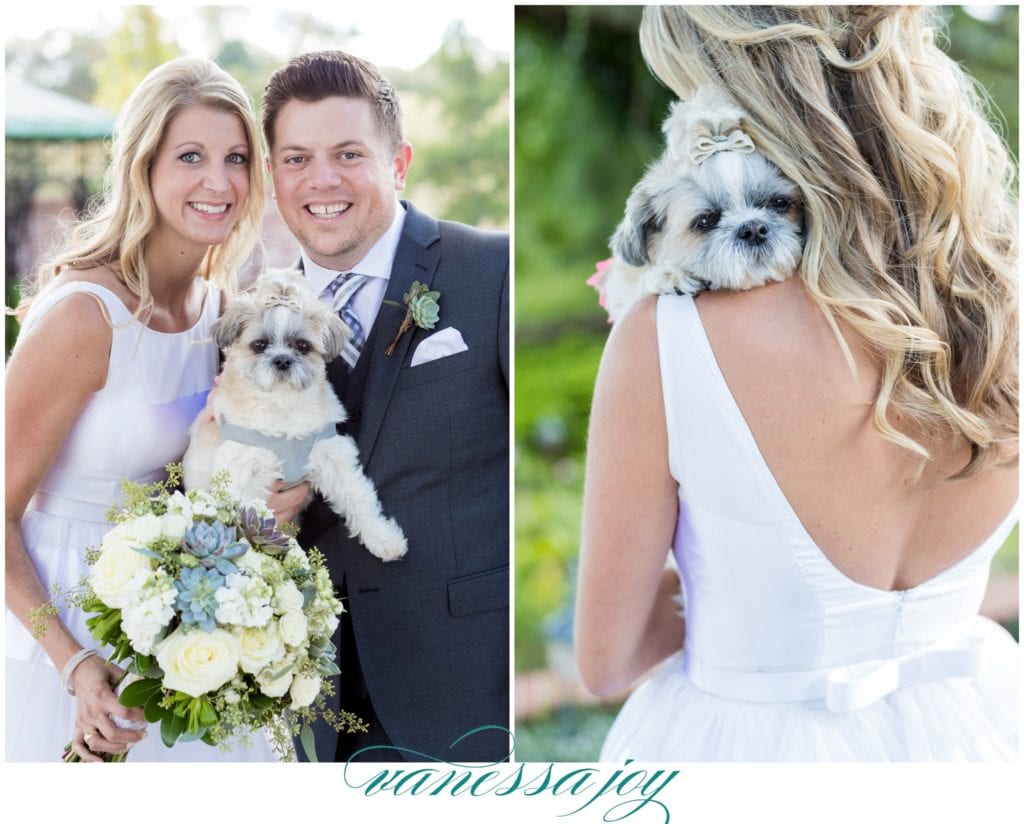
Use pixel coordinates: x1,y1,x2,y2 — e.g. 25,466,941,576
6,507,280,763
601,617,1019,762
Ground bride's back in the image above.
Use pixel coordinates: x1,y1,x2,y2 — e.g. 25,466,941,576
696,277,1017,593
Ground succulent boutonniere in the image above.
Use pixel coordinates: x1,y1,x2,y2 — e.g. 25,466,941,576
383,280,441,356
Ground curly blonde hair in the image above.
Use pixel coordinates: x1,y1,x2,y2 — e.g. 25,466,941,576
641,5,1018,478
17,57,264,321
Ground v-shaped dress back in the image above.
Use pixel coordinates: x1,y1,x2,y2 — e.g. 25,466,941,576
600,294,1018,761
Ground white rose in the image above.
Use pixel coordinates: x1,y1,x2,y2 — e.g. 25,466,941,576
101,522,133,548
234,549,264,577
257,658,294,698
284,547,310,570
279,610,309,647
90,541,154,609
155,627,239,697
234,625,285,675
160,512,190,542
289,672,322,708
127,513,162,544
274,580,304,613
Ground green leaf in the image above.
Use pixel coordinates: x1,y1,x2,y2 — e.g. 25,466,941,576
250,693,274,711
120,677,163,707
130,546,164,560
160,711,186,747
177,726,207,743
143,690,166,724
300,723,319,763
198,698,218,727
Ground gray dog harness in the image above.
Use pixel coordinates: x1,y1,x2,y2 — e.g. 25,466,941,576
218,421,339,486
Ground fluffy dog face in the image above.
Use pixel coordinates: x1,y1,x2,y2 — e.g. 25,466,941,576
612,89,803,292
213,269,346,393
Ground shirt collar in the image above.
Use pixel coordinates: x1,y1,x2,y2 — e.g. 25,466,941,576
302,202,407,296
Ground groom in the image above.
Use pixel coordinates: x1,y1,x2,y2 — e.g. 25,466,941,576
261,51,509,762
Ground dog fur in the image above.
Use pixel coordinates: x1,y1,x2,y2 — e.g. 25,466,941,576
598,87,804,321
183,269,407,562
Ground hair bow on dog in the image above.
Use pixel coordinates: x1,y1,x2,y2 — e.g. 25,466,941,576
263,293,302,311
690,130,756,164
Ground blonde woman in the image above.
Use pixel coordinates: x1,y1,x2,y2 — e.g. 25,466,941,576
576,6,1018,761
5,58,300,761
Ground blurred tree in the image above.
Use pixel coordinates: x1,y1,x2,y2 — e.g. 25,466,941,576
5,31,106,101
409,22,510,227
92,7,180,111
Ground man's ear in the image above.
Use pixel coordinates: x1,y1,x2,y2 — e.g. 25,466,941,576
393,142,413,191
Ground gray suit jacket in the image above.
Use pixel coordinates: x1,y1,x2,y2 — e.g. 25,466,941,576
300,201,509,761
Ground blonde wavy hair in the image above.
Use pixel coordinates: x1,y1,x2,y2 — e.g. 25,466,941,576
16,57,264,321
641,5,1018,478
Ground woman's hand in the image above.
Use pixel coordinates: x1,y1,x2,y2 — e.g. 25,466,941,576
266,481,312,526
67,656,146,762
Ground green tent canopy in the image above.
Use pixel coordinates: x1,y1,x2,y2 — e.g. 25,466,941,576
5,75,115,141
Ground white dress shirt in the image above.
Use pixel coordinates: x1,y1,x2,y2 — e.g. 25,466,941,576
302,202,407,336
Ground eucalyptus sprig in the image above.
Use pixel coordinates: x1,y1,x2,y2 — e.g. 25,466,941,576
383,280,441,356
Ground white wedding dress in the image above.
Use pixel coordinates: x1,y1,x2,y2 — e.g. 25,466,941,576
5,281,278,762
601,294,1019,762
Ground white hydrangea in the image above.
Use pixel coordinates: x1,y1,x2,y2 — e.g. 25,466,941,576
188,490,218,519
165,491,193,519
120,570,176,655
214,572,274,628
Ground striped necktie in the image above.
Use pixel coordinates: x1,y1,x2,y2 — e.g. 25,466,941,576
320,272,370,368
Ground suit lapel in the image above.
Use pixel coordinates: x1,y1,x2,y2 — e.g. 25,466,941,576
356,202,441,465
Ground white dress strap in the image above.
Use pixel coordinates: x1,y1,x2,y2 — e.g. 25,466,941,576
18,281,133,337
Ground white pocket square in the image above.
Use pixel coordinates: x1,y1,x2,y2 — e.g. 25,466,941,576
411,327,469,367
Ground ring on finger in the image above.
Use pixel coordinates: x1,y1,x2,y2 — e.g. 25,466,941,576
83,731,96,747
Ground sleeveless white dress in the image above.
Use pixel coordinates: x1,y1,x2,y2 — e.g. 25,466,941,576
5,281,278,762
600,294,1019,762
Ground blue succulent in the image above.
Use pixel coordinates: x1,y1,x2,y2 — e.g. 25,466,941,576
183,521,248,575
175,566,225,631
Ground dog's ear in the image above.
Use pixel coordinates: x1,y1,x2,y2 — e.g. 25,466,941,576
612,182,663,266
320,311,348,362
211,299,258,349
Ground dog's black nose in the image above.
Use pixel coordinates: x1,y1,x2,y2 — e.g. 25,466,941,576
272,355,292,371
737,220,769,246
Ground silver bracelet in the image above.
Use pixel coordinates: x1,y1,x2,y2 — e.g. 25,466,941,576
61,648,100,696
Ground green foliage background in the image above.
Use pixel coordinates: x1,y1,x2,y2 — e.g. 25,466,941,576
514,5,1020,673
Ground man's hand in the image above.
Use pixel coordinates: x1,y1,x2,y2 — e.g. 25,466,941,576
267,481,312,525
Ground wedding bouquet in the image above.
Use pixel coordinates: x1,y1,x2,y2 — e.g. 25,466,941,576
49,465,362,761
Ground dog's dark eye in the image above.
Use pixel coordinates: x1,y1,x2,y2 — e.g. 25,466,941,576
293,340,312,355
250,338,269,354
769,196,792,211
692,210,721,232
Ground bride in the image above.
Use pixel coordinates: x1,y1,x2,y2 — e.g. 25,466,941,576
5,57,306,762
576,5,1018,761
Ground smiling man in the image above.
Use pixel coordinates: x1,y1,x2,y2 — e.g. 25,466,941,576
261,51,509,763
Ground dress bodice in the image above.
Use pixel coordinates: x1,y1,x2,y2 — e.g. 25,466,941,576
657,294,1017,711
17,280,220,523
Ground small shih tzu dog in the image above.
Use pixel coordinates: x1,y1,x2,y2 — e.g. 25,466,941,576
592,87,804,321
183,269,408,562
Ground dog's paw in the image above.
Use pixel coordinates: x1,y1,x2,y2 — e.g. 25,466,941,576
365,518,408,562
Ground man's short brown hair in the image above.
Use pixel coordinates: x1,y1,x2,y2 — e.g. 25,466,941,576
262,51,403,151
